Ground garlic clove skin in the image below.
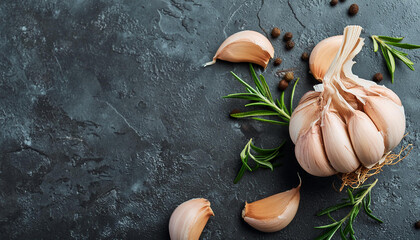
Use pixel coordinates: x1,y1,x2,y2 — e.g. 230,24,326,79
204,30,274,68
169,198,214,240
368,85,402,106
321,110,360,173
289,99,320,144
363,96,406,152
242,178,301,232
298,91,320,105
347,110,385,168
309,35,343,81
295,124,337,176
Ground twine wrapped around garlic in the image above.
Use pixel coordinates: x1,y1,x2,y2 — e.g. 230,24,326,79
290,26,407,182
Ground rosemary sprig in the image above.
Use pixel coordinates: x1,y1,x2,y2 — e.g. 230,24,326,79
233,138,285,184
225,63,298,183
371,35,420,83
315,179,382,240
224,63,299,125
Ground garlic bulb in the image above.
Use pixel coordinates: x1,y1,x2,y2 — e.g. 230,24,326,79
290,25,406,176
204,30,274,68
169,198,214,240
242,176,301,232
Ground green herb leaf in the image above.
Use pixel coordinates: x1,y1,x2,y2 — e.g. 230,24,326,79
227,63,299,124
251,117,288,125
372,35,419,82
372,36,379,52
315,179,381,240
223,93,260,101
385,41,420,49
380,44,394,83
233,138,284,183
230,110,279,118
290,78,299,114
387,49,396,72
377,35,404,42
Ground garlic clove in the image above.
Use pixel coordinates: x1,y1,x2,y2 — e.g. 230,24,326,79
363,96,406,152
368,85,402,106
169,198,214,240
289,98,320,144
321,110,360,173
347,110,385,168
242,177,301,232
295,124,337,176
309,35,343,81
204,30,274,68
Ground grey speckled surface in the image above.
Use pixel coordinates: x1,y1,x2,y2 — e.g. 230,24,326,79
0,0,419,239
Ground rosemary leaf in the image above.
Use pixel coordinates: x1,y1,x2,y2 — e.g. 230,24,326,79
372,34,419,82
315,179,381,240
380,44,394,83
233,138,284,183
377,35,404,42
387,49,396,72
290,78,299,114
385,41,420,49
230,110,279,118
251,117,288,125
372,36,379,52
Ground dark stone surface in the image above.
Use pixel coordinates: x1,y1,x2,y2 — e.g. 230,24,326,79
0,0,419,239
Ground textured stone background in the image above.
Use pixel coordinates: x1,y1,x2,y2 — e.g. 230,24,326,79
0,0,419,239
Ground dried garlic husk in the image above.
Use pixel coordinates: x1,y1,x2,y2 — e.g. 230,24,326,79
204,30,274,68
290,25,406,176
169,198,214,240
242,176,301,232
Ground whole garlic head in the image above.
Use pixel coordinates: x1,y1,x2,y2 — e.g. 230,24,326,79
290,25,406,176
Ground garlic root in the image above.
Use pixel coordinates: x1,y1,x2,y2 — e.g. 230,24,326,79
204,30,274,68
169,198,214,240
242,175,301,232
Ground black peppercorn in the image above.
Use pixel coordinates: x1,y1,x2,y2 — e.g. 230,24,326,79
373,73,383,82
271,27,281,38
301,52,309,61
283,32,293,42
274,58,282,66
230,109,241,118
284,72,294,82
415,221,420,229
349,4,359,16
278,80,289,91
330,0,338,6
285,40,295,50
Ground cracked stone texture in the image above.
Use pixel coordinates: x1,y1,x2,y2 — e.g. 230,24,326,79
0,0,419,239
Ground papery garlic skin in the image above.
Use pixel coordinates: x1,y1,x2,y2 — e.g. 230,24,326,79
204,30,274,68
242,179,301,232
169,198,214,240
291,25,406,176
